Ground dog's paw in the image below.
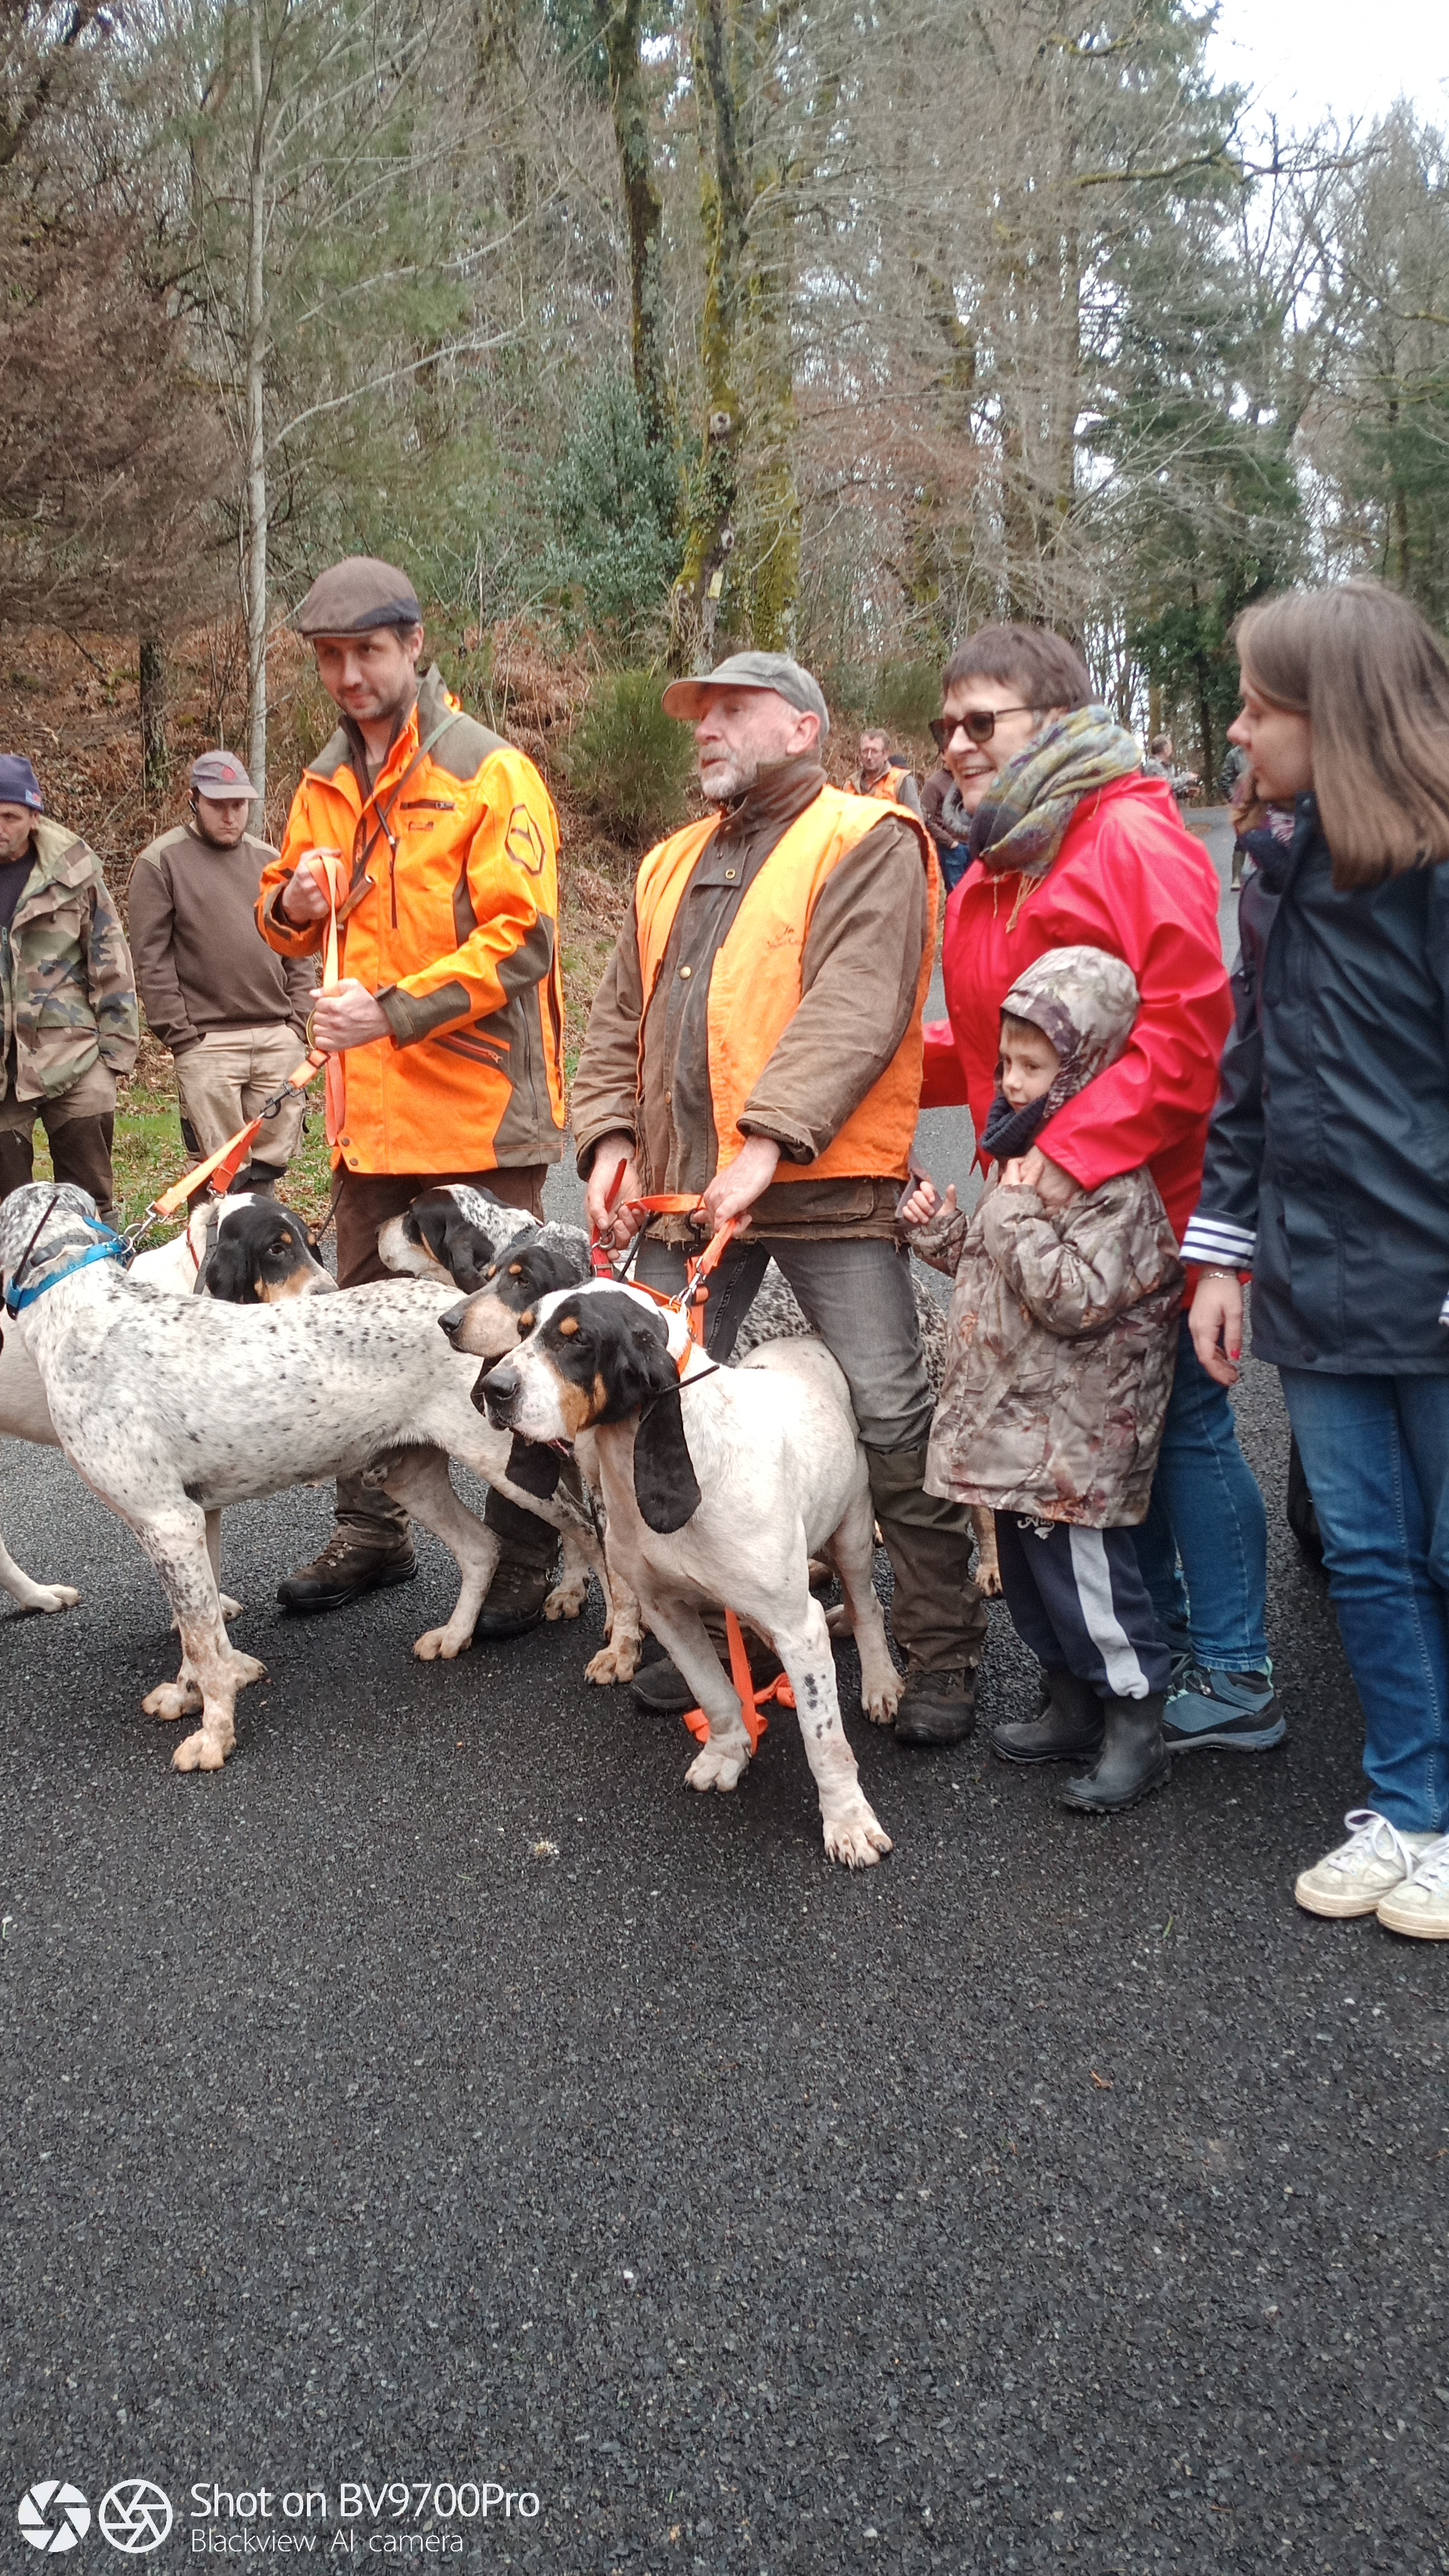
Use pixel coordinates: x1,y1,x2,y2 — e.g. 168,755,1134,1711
413,1624,470,1662
822,1804,893,1868
226,1652,267,1689
584,1630,642,1685
33,1583,80,1614
172,1726,233,1773
219,1592,243,1621
862,1672,903,1726
978,1567,1003,1597
543,1580,588,1623
686,1739,751,1794
824,1599,852,1638
144,1677,203,1722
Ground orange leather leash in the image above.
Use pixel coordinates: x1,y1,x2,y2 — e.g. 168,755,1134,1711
604,1193,796,1753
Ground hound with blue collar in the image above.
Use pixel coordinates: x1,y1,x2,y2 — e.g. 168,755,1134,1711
0,1183,610,1770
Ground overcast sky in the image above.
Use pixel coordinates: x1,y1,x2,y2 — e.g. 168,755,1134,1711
1205,0,1447,135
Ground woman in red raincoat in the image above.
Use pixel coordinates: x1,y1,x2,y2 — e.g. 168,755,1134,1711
919,625,1277,1758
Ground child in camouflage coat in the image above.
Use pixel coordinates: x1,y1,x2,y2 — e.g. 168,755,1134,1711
902,946,1183,1814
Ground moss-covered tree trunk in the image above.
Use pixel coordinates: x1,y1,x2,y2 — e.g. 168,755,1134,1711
671,0,750,670
596,0,671,457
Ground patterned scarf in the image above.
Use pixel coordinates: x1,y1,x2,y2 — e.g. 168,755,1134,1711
968,705,1145,879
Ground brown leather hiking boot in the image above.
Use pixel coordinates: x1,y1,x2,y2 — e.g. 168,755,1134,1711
893,1661,977,1748
472,1550,557,1641
277,1527,418,1614
631,1629,783,1716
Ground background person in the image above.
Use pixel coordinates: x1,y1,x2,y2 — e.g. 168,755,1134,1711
854,727,923,816
1186,580,1449,1937
919,625,1278,1756
0,753,137,1219
258,555,567,1628
919,763,972,892
574,650,987,1747
129,750,313,1193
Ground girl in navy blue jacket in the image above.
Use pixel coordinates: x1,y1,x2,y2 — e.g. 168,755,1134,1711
1185,580,1449,1938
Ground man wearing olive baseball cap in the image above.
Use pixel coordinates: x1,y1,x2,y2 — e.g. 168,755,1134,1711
129,751,314,1192
572,649,987,1747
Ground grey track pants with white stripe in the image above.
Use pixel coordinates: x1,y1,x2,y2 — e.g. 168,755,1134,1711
995,1513,1171,1702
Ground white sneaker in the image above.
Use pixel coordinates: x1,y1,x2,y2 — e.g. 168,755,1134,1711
1294,1809,1440,1920
1377,1833,1449,1940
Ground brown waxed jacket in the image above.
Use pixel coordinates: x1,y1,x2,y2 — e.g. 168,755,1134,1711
571,757,931,1241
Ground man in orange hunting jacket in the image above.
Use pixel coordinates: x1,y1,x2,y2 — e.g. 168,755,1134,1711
257,554,566,1629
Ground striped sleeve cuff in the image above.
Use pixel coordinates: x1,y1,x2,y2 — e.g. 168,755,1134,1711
1180,1213,1257,1267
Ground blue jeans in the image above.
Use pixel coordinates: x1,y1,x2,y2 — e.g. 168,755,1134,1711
1279,1369,1449,1835
1130,1315,1270,1670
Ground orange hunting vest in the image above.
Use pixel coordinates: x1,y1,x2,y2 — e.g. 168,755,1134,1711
860,763,909,802
634,784,938,1183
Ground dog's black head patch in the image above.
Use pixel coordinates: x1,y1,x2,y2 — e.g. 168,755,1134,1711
401,1189,509,1292
201,1202,326,1304
543,1291,702,1534
485,1238,588,1312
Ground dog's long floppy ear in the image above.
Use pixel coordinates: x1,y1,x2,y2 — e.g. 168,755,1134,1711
434,1201,497,1292
197,1230,255,1303
619,1319,702,1536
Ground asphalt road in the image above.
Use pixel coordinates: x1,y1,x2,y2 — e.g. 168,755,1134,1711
3,812,1447,2576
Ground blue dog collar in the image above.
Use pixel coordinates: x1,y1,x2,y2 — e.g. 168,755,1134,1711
5,1231,128,1316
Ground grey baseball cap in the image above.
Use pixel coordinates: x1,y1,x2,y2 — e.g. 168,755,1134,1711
190,748,258,799
661,651,830,738
294,555,423,638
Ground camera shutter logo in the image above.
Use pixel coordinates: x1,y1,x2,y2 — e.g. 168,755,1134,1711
18,2484,91,2553
99,2481,174,2554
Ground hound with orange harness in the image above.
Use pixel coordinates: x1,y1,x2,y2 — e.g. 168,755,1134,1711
464,1236,901,1869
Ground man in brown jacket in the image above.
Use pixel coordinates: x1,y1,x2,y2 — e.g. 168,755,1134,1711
128,750,313,1191
574,650,985,1746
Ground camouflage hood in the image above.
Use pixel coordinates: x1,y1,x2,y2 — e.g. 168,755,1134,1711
982,945,1140,1164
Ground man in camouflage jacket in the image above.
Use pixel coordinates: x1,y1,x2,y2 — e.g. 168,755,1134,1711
0,756,139,1220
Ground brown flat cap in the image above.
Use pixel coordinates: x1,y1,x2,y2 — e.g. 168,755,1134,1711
294,556,423,638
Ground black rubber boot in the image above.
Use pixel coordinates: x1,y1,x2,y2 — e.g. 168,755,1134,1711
1060,1692,1170,1814
991,1667,1103,1767
277,1526,418,1613
631,1624,782,1715
893,1660,976,1748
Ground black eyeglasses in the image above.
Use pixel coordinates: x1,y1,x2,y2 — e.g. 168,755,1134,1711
930,705,1036,750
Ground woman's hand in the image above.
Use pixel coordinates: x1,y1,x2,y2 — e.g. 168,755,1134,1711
1012,1146,1080,1208
900,1177,954,1229
1190,1270,1245,1387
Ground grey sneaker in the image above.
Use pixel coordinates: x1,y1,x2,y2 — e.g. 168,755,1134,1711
1163,1662,1283,1753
